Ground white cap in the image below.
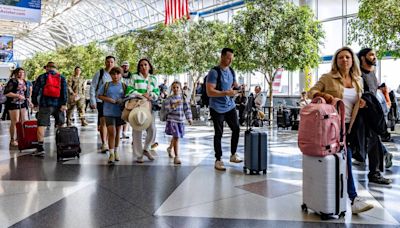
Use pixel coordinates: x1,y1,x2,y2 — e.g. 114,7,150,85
121,61,129,66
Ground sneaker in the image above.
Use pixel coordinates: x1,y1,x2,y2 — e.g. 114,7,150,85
81,120,89,127
32,145,45,156
136,157,144,163
122,132,129,139
215,160,226,171
101,144,109,153
351,197,374,214
167,147,174,158
143,150,154,161
151,142,159,149
108,153,115,164
368,173,392,185
230,153,243,163
174,157,181,165
114,152,120,162
385,152,393,169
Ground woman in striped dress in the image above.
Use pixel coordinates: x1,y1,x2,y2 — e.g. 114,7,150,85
126,58,160,163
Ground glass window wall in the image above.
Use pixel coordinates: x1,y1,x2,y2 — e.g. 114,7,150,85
320,20,343,56
317,0,342,20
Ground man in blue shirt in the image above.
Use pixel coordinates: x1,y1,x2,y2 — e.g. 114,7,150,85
90,56,114,152
206,48,242,171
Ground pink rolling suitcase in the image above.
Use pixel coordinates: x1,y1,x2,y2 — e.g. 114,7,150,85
301,152,347,220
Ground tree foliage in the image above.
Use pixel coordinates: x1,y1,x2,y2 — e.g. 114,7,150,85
232,0,323,120
23,42,105,80
348,0,400,58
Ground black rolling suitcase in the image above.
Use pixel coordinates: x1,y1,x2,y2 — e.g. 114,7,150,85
277,108,291,129
191,105,200,120
56,126,81,161
243,98,268,175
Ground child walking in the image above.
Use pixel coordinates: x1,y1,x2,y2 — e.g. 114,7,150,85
165,81,193,164
98,67,127,164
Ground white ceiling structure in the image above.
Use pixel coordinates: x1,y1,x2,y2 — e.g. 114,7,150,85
0,0,244,60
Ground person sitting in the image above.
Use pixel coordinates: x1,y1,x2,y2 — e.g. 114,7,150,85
299,91,311,108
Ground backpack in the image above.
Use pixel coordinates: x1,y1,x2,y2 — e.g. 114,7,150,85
0,86,6,104
201,66,235,107
43,72,61,98
160,99,168,122
298,97,345,157
95,68,105,92
102,81,127,96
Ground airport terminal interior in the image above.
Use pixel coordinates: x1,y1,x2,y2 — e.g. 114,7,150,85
0,113,399,227
1,0,400,227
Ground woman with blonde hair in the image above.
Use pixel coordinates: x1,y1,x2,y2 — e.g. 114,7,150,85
308,46,373,214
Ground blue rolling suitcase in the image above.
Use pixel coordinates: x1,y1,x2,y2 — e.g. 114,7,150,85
243,130,268,175
243,100,268,175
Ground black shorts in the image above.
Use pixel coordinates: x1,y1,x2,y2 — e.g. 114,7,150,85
7,102,27,110
97,102,104,126
105,116,125,127
37,106,65,126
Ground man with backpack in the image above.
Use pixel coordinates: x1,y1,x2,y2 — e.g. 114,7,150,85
90,56,114,152
206,48,242,171
32,62,67,156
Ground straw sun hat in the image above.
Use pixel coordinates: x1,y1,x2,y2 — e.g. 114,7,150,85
128,106,152,131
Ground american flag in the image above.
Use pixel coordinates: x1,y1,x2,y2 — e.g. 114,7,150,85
164,0,190,25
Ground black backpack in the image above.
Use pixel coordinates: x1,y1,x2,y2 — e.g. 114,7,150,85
201,66,235,107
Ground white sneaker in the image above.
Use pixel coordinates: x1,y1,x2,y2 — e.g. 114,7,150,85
230,153,243,163
214,160,226,171
351,196,373,214
101,144,109,153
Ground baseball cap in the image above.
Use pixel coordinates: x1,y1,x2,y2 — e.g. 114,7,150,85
121,61,129,66
46,62,57,69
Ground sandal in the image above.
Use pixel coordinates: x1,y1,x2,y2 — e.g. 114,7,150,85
10,140,18,147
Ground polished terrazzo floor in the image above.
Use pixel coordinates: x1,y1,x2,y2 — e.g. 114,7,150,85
0,111,399,228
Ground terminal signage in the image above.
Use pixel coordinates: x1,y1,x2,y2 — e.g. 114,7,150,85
0,0,41,23
0,35,13,62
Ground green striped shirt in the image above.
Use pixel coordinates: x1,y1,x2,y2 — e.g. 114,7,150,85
125,73,160,99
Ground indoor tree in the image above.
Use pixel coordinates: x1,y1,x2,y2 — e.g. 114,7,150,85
348,0,400,58
231,0,324,122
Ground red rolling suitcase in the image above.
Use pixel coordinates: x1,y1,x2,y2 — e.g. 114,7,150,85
16,116,38,152
16,106,38,151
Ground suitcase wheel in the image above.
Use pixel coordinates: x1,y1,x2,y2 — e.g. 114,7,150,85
77,153,80,158
301,204,308,212
262,169,267,175
249,170,259,175
320,213,331,220
339,211,346,218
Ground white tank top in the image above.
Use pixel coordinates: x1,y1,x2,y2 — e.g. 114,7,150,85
342,88,358,123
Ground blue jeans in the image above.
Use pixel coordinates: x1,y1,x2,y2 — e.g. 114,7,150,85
346,146,357,200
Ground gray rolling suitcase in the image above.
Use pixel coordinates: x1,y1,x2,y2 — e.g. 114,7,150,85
243,130,268,174
301,152,347,220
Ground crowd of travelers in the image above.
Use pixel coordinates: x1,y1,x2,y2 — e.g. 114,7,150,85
0,47,397,214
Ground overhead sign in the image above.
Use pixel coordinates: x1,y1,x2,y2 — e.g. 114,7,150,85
0,0,41,23
0,35,13,62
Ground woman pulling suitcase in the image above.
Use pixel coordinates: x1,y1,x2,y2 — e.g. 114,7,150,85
307,46,373,214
